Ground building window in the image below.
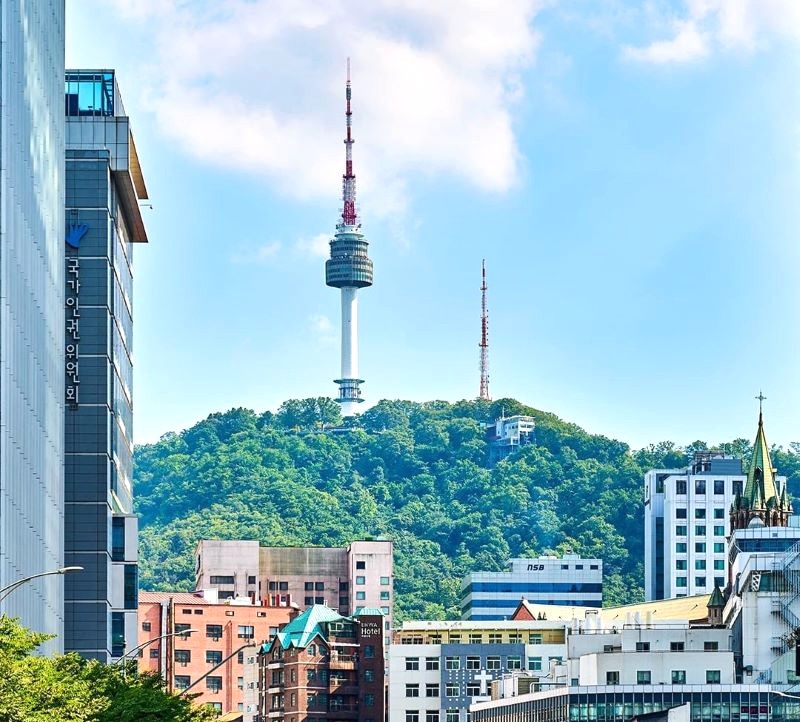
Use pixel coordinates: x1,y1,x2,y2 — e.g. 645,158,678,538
210,576,235,585
488,633,502,644
305,581,314,591
426,657,439,670
248,576,256,584
676,543,687,553
206,650,222,665
446,710,459,722
380,576,390,585
696,480,706,494
606,671,619,685
695,543,706,553
381,606,390,614
635,642,650,652
406,712,419,722
508,656,522,670
406,658,419,671
714,525,725,536
365,693,375,707
714,542,725,553
676,577,687,588
356,561,366,570
706,670,721,683
590,564,599,570
206,624,222,640
142,621,151,632
174,675,191,690
695,525,706,536
469,633,482,644
315,597,325,604
237,676,244,690
714,507,725,519
676,560,687,570
695,508,706,519
406,684,420,698
508,633,522,644
672,670,686,683
695,576,707,587
575,564,583,570
696,560,706,570
426,712,440,722
466,683,481,696
315,582,325,591
446,683,459,697
676,526,687,536
715,576,725,588
704,641,719,651
714,480,725,494
150,648,159,658
676,480,687,494
466,656,480,670
714,560,725,570
670,642,684,651
529,633,542,644
380,591,390,600
364,669,374,682
237,651,244,664
112,517,126,560
445,657,460,670
238,625,254,639
355,591,366,601
528,657,542,671
426,683,439,697
174,650,191,665
675,508,687,519
733,480,743,495
486,656,500,670
356,576,366,585
207,676,222,692
305,596,314,606
636,671,651,684
364,645,375,658
449,634,461,644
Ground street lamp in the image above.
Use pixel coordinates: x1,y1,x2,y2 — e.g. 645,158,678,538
114,628,200,678
0,566,83,604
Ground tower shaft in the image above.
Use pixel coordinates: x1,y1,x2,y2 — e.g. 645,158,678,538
479,260,490,401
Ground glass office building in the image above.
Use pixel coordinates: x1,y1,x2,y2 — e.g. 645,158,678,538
0,1,66,652
64,70,147,660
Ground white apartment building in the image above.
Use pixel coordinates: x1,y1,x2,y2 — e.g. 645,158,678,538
460,555,602,620
643,451,780,600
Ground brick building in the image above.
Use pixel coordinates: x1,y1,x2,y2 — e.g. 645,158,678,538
138,590,292,715
254,605,385,722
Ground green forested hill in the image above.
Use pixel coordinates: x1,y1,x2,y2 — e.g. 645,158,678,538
134,398,800,620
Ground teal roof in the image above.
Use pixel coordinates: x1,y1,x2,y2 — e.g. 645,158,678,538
274,605,344,650
353,607,385,617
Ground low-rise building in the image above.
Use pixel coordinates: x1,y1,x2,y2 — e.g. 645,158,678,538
460,556,603,620
254,605,385,722
486,415,535,464
137,590,292,716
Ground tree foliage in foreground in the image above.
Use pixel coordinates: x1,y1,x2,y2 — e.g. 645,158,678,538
134,398,800,619
0,616,214,722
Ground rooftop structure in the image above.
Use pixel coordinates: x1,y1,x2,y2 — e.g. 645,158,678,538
325,61,373,415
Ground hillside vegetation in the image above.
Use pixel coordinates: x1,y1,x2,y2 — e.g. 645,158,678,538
134,398,800,620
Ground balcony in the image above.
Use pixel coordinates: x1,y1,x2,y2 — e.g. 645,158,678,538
329,703,359,718
329,654,357,671
328,684,359,697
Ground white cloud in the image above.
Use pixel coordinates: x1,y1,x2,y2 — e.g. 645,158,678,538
295,233,330,260
625,0,800,64
309,313,337,347
230,241,281,264
99,0,545,223
623,20,709,63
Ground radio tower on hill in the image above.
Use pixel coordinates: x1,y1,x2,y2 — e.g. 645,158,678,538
325,60,374,416
479,260,490,401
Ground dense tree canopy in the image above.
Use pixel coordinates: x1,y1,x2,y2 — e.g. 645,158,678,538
134,399,800,619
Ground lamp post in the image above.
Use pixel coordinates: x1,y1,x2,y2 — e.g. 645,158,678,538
0,566,83,604
115,628,199,679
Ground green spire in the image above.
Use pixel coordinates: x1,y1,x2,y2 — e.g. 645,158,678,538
741,411,779,511
707,584,724,609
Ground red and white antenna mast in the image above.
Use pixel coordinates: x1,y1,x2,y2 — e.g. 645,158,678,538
479,260,490,401
341,57,357,227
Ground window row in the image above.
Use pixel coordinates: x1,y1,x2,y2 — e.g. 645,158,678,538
443,655,523,670
675,542,726,553
606,670,721,684
675,576,725,589
674,525,726,537
674,479,740,495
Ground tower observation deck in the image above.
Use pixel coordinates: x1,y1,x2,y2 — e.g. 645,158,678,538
325,61,373,414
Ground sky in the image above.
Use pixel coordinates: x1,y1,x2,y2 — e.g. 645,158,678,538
65,0,800,451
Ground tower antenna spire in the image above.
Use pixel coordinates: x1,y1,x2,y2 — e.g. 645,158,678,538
479,260,490,401
342,56,356,227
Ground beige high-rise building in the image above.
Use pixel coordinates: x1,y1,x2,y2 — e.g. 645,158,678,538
195,539,394,643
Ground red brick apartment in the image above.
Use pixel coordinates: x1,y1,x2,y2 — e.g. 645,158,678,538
138,590,292,715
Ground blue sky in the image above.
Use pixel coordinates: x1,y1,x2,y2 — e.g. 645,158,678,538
66,0,800,450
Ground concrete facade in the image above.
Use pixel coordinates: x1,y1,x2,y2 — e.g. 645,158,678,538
460,556,603,620
63,69,148,660
195,540,394,640
0,0,66,651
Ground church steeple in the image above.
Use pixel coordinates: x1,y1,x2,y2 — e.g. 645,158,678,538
730,395,792,530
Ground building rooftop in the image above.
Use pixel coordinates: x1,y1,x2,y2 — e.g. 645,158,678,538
274,605,344,649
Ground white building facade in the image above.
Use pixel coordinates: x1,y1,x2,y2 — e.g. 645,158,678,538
461,556,603,620
643,452,780,601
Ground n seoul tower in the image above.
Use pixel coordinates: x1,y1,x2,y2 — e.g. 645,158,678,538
325,60,373,415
